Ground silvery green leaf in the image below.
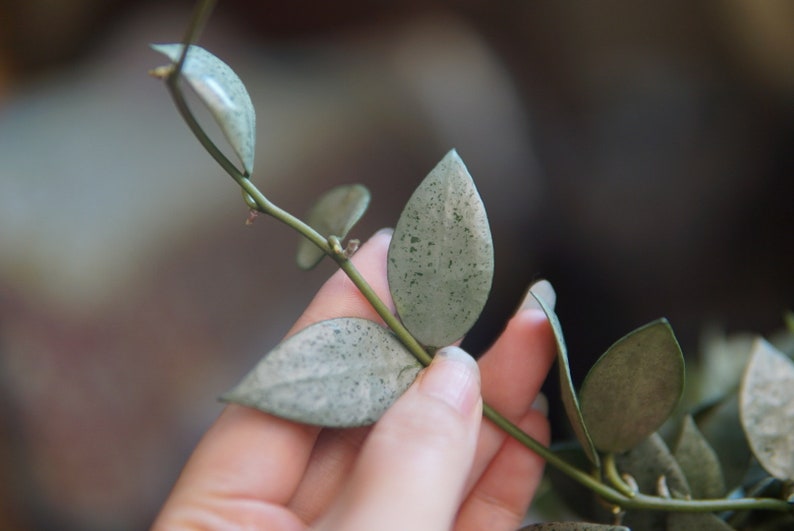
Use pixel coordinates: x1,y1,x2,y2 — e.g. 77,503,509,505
739,338,794,480
672,414,726,499
221,317,422,427
530,290,599,468
151,43,256,175
387,150,493,348
296,184,370,270
579,319,685,453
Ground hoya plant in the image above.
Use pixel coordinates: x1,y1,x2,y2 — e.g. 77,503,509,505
150,1,794,529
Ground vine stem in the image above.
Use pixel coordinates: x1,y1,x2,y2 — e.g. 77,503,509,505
159,0,792,516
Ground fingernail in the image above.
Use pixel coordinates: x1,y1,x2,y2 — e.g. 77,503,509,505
374,227,394,237
519,279,556,312
531,392,549,417
420,346,481,415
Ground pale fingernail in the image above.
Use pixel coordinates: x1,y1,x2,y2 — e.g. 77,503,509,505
531,392,549,417
519,279,556,312
420,346,481,415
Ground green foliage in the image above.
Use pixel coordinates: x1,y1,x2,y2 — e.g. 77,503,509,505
153,13,794,529
579,319,684,453
150,43,256,175
531,290,599,468
221,318,422,427
387,150,493,348
296,184,371,270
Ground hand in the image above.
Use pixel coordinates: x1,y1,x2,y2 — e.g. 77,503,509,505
153,229,555,530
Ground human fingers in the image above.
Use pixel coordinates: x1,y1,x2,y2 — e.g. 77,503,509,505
456,282,557,529
314,346,482,531
154,229,395,529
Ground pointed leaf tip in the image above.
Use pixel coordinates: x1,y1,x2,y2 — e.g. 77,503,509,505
151,43,256,175
387,150,493,348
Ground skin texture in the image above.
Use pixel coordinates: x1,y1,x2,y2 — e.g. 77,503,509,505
153,229,555,531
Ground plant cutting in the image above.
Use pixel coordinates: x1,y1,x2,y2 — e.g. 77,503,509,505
150,1,794,529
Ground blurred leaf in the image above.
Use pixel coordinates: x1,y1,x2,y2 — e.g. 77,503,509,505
296,184,371,270
531,290,599,468
519,523,628,531
739,338,794,480
615,433,691,531
151,43,256,175
543,442,610,522
673,414,726,499
221,317,422,427
580,319,685,453
387,150,493,348
667,512,734,530
694,393,752,492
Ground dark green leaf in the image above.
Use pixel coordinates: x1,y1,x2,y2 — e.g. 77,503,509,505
296,184,371,270
221,317,422,427
530,290,599,467
151,43,256,175
580,319,685,453
739,338,794,480
673,414,726,499
387,150,493,347
694,393,752,491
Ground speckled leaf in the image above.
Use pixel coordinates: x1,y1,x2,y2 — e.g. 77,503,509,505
151,43,256,175
739,338,794,480
221,317,422,427
296,184,370,270
519,523,628,531
673,414,726,499
530,290,599,468
580,319,685,453
387,150,493,348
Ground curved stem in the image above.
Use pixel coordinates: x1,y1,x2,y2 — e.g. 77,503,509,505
159,5,792,514
604,453,637,498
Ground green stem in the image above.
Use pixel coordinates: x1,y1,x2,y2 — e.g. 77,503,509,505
160,5,792,514
604,453,637,498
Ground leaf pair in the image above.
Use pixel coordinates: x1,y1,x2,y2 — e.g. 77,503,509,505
224,151,493,426
530,288,685,467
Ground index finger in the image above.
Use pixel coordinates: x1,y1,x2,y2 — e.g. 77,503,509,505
155,229,395,526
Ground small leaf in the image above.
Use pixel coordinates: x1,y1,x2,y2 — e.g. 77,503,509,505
221,317,422,427
531,290,599,468
151,43,256,175
615,433,691,531
672,414,726,499
387,150,493,348
296,184,371,270
519,523,629,531
579,319,685,453
739,338,794,480
694,393,752,491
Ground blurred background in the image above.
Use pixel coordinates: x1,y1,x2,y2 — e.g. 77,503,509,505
0,0,792,528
